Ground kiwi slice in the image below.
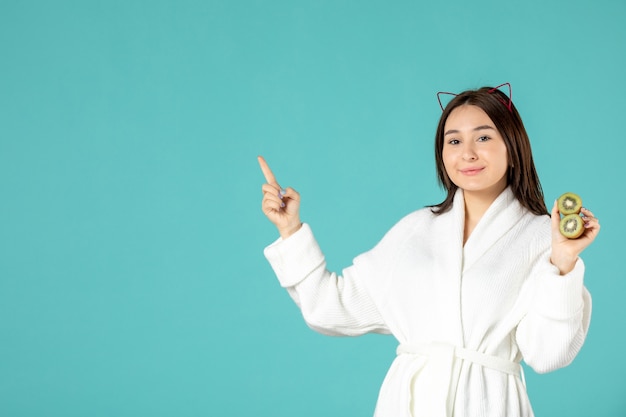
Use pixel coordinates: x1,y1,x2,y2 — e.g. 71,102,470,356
560,213,584,239
558,192,582,215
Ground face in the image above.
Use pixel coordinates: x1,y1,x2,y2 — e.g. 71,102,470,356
442,105,509,197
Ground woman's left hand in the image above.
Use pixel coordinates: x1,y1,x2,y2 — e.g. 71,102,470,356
550,200,601,275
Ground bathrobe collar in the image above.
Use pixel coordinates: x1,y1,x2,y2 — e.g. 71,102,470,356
452,186,525,273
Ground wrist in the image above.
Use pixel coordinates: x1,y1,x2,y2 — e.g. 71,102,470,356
279,222,302,239
550,254,578,275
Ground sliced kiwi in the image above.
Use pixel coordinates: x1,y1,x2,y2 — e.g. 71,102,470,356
560,213,584,239
558,192,582,215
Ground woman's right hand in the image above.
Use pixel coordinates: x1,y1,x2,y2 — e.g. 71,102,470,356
258,155,302,239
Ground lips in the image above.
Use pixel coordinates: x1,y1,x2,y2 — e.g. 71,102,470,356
459,167,485,176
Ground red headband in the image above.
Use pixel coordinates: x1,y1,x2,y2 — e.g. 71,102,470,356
437,82,513,113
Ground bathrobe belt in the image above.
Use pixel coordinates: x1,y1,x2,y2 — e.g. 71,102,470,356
397,342,524,417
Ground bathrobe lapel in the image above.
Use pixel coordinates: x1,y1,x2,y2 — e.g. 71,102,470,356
462,187,524,274
430,190,466,346
430,187,523,346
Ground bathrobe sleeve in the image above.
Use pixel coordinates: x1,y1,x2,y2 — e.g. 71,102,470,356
263,223,390,336
515,233,592,374
264,214,421,337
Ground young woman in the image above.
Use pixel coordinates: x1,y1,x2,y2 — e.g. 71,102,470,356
257,85,600,417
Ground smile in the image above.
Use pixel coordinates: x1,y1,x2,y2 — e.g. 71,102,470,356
459,167,485,176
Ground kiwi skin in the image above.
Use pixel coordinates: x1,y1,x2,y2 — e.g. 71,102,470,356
560,213,585,239
558,192,583,215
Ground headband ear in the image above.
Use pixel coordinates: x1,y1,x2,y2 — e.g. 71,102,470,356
437,83,514,113
436,91,457,111
487,82,513,112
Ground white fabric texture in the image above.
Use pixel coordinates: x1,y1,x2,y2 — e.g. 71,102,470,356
263,187,591,417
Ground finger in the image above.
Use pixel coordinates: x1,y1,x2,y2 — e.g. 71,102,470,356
584,216,600,229
262,189,288,210
263,189,286,208
550,200,560,233
585,220,599,229
262,184,288,208
579,207,598,228
281,187,300,202
262,197,284,213
258,155,280,186
582,221,600,240
580,207,595,218
261,183,282,196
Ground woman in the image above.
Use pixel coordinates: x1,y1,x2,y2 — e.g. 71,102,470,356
257,85,600,416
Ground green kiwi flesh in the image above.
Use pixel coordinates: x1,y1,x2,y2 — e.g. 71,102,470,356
560,214,584,239
558,192,582,215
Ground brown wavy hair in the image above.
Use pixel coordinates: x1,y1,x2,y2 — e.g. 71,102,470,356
430,86,548,216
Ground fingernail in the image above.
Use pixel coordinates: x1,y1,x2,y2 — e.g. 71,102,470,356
280,189,286,196
280,202,285,208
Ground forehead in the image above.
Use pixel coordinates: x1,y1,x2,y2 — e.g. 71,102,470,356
444,105,495,130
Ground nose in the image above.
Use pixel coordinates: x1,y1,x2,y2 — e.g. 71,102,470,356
462,142,478,161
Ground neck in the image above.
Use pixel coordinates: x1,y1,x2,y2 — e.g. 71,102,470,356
462,186,506,244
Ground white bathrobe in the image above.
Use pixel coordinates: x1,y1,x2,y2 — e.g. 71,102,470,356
264,187,591,417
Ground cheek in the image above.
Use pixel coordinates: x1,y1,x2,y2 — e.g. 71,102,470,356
442,149,457,171
480,143,508,168
497,146,510,168
492,148,510,177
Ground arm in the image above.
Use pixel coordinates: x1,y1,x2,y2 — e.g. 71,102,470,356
264,223,389,336
516,198,599,373
515,256,591,374
258,156,389,336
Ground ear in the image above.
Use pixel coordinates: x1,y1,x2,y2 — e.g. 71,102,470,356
488,82,513,112
437,91,458,111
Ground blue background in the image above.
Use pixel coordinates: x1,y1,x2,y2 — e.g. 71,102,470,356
1,0,624,415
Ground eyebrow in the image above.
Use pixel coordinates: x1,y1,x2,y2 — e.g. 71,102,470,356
444,125,496,136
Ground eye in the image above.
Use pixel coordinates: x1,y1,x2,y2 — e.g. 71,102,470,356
477,135,490,142
447,139,460,145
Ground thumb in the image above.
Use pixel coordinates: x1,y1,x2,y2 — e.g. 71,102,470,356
551,199,561,236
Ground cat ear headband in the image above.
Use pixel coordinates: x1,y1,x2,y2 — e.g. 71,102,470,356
437,82,513,113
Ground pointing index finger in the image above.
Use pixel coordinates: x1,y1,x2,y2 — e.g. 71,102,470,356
257,155,279,186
